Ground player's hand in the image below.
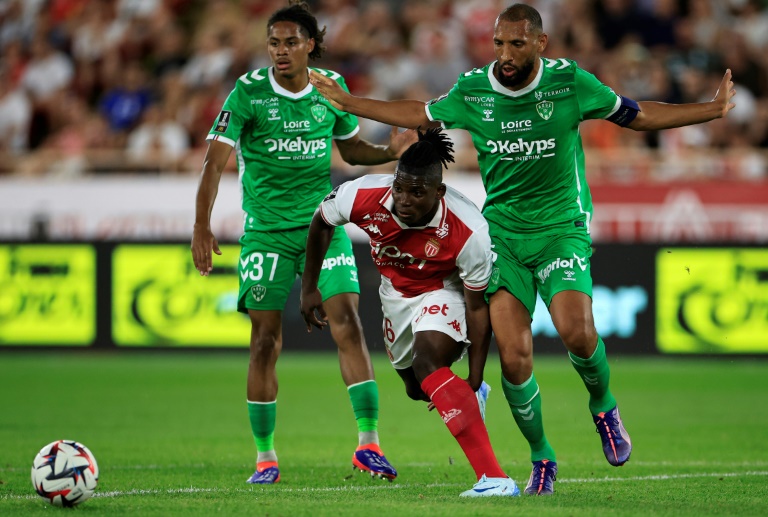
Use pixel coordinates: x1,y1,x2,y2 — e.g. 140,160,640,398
191,224,222,276
300,288,328,331
713,69,736,118
386,127,418,160
309,70,346,110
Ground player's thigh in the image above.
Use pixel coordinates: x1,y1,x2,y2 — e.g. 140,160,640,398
411,289,469,374
238,230,303,312
412,330,465,379
310,227,361,300
487,232,538,317
535,232,593,307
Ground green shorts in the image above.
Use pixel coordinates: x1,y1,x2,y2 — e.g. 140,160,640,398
487,229,593,318
237,226,359,312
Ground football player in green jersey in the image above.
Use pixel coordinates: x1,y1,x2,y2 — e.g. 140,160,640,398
191,1,415,485
309,2,736,495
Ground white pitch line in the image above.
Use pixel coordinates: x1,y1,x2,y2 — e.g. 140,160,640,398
4,471,768,501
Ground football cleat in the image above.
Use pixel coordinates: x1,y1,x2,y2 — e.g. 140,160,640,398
459,474,520,497
475,381,491,422
352,443,397,481
524,459,557,495
593,405,632,466
246,462,280,484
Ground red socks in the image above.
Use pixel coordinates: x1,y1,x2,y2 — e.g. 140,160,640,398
421,367,505,479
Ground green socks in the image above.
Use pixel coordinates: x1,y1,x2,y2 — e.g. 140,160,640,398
348,380,379,445
569,336,617,415
247,400,277,463
501,373,556,462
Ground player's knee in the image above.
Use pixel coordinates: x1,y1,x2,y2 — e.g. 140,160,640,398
559,324,596,355
411,355,440,383
249,332,279,361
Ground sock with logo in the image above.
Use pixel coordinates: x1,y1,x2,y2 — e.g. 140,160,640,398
421,367,506,479
348,380,380,446
248,400,277,466
569,336,617,415
501,373,556,462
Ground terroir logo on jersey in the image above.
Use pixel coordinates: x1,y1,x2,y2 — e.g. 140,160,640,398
486,138,555,156
265,137,327,154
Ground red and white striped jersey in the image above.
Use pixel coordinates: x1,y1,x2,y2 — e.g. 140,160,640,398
320,174,492,298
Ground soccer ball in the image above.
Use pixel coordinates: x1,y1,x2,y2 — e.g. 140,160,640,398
31,440,99,507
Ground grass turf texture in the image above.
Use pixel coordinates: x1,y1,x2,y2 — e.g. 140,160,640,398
1,352,767,516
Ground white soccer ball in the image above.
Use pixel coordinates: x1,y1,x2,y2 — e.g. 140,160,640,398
31,440,99,507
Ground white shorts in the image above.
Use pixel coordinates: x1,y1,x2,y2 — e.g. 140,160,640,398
379,280,468,370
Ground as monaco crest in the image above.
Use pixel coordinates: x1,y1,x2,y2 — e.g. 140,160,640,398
311,104,327,123
425,238,440,258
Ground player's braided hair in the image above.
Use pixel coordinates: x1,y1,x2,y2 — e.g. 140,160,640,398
497,3,543,33
396,127,455,178
267,1,327,60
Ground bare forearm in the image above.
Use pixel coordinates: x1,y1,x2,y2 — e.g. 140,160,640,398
302,212,335,291
338,139,395,166
194,164,222,227
630,101,723,131
466,306,491,379
341,97,431,129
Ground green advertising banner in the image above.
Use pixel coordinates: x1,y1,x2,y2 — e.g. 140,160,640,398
112,245,250,346
657,248,768,353
0,245,96,345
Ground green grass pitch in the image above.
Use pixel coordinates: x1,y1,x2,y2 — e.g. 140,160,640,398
1,352,767,515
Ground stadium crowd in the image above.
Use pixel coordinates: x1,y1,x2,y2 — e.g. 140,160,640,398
0,0,766,181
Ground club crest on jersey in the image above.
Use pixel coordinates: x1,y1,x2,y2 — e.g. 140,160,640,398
425,238,440,258
251,285,267,302
311,104,327,123
215,110,232,132
536,100,553,120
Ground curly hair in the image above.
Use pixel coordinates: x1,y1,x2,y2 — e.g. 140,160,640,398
267,1,327,60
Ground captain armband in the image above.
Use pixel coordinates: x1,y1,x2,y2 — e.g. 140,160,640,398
606,96,640,127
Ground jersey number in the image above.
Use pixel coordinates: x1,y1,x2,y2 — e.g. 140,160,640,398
383,318,395,343
245,252,279,281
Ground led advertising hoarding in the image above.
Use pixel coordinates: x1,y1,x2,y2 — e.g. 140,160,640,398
657,248,768,353
0,245,96,345
112,244,251,346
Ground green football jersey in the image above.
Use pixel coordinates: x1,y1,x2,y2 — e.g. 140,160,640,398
426,58,620,236
207,67,360,232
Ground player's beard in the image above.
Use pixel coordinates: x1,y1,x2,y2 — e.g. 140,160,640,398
496,58,535,88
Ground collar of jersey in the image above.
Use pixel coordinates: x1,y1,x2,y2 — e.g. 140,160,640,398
381,188,447,229
487,58,544,97
268,67,314,99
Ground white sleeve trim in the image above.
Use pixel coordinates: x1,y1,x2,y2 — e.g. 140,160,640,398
332,126,360,140
206,134,236,147
603,94,622,120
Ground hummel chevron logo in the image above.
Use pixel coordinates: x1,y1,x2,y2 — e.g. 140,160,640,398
517,404,535,421
583,375,599,385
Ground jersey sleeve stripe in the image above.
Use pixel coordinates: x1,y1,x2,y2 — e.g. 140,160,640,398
238,73,252,85
464,282,488,291
206,134,236,147
603,94,622,119
333,126,360,140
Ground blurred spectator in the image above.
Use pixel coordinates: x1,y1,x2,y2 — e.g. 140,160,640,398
99,61,153,134
0,0,765,181
126,103,189,171
0,67,32,155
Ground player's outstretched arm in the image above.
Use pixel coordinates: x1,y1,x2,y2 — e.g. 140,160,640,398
335,127,418,166
310,70,433,129
191,140,230,276
300,210,336,331
464,288,492,392
628,69,736,131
